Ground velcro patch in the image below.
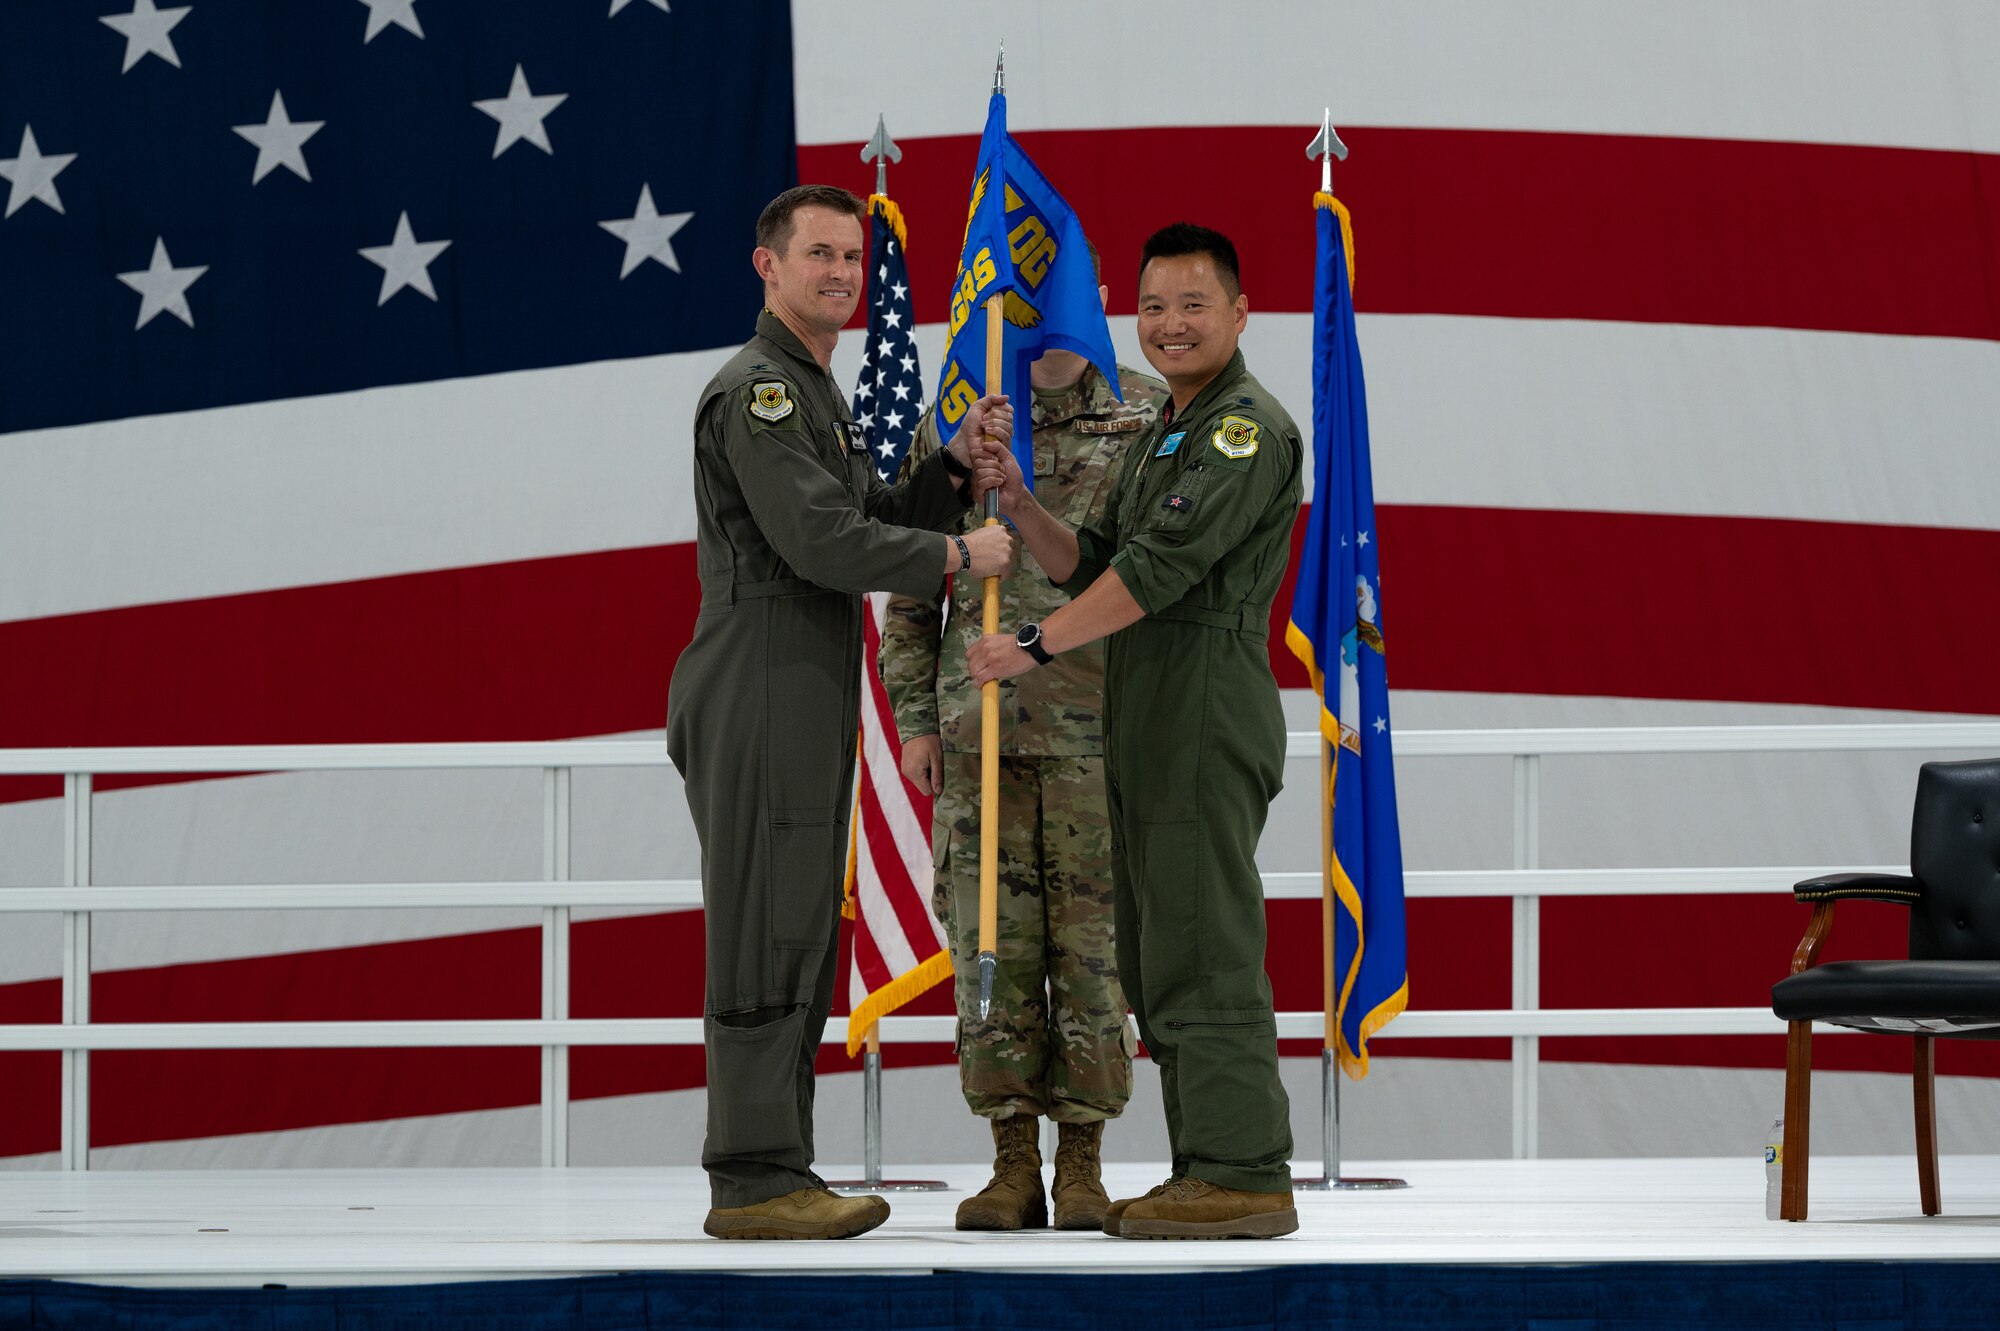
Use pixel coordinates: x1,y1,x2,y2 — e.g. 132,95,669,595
1161,493,1195,515
1076,416,1147,435
1155,431,1186,458
749,381,794,422
1211,415,1259,459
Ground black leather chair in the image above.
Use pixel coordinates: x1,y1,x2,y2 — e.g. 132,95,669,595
1769,757,2000,1220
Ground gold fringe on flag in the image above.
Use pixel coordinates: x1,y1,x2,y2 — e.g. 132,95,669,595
867,193,909,251
844,948,951,1059
1313,191,1356,290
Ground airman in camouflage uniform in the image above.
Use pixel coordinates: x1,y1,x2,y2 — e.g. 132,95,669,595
880,360,1167,1230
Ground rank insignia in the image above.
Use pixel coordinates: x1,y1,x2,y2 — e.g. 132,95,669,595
1155,430,1186,458
749,381,794,422
1212,415,1259,459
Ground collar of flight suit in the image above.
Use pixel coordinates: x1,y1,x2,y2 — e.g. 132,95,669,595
1027,362,1119,431
1161,348,1251,431
754,307,827,378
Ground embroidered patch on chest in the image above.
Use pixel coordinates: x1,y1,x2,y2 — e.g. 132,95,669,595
1077,416,1146,435
1155,431,1186,458
749,381,794,422
833,421,866,453
1211,415,1259,459
1161,493,1196,515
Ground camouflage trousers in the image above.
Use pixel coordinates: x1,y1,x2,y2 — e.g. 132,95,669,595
932,751,1132,1122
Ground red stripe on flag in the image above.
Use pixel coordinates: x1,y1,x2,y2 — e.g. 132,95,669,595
803,127,2000,340
6,889,1999,1158
2,507,1994,812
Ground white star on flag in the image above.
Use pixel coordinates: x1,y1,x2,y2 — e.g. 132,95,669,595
358,0,423,42
598,184,692,277
100,0,191,74
233,91,324,185
358,211,451,305
117,237,207,329
473,65,567,159
608,0,670,13
1373,717,1388,733
0,126,77,219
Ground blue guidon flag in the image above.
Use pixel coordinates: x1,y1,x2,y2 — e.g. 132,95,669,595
851,195,923,479
933,81,1117,487
1286,191,1410,1079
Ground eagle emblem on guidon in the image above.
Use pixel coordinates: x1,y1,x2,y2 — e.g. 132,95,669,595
749,381,794,422
1212,415,1259,459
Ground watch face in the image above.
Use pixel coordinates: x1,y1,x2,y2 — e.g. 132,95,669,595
1016,624,1038,647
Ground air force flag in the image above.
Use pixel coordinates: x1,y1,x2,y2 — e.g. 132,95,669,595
1286,192,1409,1079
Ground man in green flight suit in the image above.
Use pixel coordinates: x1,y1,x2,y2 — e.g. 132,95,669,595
879,246,1167,1230
667,185,1013,1240
968,222,1301,1239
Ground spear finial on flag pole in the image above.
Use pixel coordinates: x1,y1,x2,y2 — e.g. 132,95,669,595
1307,106,1349,194
860,113,901,199
993,41,1005,94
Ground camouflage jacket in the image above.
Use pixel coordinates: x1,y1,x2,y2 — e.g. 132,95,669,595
879,363,1167,755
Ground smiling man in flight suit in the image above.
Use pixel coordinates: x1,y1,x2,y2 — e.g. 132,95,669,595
968,222,1301,1239
667,184,1013,1240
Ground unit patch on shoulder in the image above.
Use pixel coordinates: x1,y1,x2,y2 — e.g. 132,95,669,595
749,381,794,423
1211,415,1260,459
1155,430,1186,458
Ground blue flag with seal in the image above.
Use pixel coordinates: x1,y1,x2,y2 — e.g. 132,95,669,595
934,90,1117,488
1285,192,1408,1079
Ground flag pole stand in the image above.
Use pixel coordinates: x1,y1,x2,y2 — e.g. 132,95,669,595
1294,739,1406,1192
828,1023,948,1194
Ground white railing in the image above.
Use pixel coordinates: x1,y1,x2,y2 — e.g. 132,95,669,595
5,720,1999,1171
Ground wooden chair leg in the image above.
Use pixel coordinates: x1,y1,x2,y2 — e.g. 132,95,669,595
1914,1035,1941,1216
1781,1019,1812,1220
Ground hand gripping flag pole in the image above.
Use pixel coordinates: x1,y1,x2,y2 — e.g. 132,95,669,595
1290,109,1409,1193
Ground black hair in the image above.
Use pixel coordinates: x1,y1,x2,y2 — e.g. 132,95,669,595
1138,222,1240,298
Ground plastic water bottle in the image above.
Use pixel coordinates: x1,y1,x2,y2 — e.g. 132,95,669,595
1764,1117,1785,1220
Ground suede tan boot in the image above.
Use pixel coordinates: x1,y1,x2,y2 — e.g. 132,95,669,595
1115,1176,1298,1240
702,1188,890,1240
955,1115,1047,1230
1051,1121,1112,1230
1101,1179,1174,1235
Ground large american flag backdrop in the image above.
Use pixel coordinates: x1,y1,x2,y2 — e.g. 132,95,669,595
3,0,1997,1165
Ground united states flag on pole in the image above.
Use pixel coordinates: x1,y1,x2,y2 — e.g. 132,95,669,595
843,193,949,1055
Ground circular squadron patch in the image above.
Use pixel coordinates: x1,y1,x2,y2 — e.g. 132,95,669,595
1212,415,1260,459
749,381,795,422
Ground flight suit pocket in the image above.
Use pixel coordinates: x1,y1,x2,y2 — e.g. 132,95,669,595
1135,819,1204,979
767,809,843,951
703,1006,808,1159
1144,464,1210,535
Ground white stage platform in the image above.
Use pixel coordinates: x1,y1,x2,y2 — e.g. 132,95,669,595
5,1156,2000,1287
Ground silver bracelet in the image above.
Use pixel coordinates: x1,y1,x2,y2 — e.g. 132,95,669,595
952,534,972,572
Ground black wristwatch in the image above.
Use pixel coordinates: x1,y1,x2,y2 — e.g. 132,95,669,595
938,443,973,479
1016,622,1054,666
